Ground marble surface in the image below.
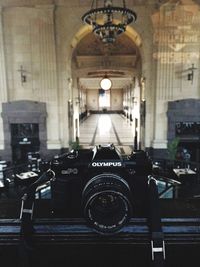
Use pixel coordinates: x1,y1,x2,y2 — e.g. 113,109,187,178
79,114,134,154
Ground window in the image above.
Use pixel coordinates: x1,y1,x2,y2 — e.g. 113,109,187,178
99,89,110,109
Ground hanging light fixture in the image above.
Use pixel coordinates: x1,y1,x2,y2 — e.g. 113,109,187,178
100,75,112,90
82,0,137,44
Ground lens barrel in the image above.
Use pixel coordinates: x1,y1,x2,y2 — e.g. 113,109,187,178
82,173,132,234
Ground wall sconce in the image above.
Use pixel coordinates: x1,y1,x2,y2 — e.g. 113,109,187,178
187,64,197,84
75,97,80,105
68,77,72,84
187,72,193,81
140,76,146,101
140,76,146,84
132,96,137,104
17,65,27,85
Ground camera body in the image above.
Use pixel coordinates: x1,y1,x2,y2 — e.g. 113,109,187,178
51,144,152,234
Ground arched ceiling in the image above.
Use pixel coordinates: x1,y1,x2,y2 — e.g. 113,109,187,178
73,33,140,90
75,33,138,56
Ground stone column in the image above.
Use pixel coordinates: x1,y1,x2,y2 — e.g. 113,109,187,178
152,24,168,151
0,7,8,151
35,5,61,151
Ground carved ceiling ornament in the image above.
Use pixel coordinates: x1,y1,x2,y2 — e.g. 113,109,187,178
73,32,139,76
74,32,137,56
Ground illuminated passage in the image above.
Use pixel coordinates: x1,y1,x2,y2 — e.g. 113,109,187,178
79,114,135,153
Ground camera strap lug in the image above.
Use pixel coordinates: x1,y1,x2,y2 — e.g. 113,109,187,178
151,239,166,261
148,176,166,267
150,231,166,261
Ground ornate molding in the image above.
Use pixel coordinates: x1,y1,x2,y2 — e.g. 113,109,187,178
76,55,137,70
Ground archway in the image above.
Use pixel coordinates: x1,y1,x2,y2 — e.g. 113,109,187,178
70,27,145,149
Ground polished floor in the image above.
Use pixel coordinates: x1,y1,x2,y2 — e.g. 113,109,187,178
79,114,135,154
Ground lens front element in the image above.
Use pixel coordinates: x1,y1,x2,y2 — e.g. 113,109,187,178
82,173,132,234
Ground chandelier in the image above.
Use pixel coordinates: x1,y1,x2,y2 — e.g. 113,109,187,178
82,0,137,44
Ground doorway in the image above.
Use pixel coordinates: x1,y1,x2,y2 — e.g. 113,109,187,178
11,123,40,164
1,100,47,162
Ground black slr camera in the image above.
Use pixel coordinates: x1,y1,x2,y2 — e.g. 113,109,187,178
51,144,152,234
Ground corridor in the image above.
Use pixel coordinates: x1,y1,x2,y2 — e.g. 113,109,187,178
79,114,135,154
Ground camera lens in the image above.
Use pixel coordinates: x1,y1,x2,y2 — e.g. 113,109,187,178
82,173,132,234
